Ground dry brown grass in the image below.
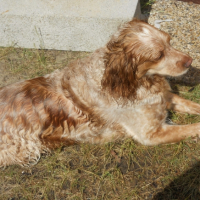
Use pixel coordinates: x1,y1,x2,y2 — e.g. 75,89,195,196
0,47,90,86
0,47,200,200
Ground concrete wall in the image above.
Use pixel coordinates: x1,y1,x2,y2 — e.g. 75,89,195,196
0,0,141,51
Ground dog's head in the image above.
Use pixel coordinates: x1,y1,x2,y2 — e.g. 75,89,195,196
101,19,192,99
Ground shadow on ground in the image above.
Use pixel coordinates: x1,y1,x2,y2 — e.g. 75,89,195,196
140,0,154,19
169,66,200,87
168,66,200,95
153,161,200,199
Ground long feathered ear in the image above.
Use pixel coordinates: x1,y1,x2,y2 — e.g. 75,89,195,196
101,34,139,100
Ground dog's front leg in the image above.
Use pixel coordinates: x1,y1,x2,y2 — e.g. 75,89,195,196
166,92,200,115
147,123,200,145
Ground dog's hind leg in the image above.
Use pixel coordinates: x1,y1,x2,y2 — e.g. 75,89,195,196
0,126,44,167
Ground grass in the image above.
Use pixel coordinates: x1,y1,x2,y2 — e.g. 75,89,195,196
0,47,90,86
140,0,156,13
0,47,200,200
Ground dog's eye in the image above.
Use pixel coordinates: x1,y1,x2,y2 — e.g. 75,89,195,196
156,52,163,60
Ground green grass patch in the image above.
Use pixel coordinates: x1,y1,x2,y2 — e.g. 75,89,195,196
140,0,156,13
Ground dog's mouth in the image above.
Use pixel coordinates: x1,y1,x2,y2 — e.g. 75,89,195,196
165,67,190,79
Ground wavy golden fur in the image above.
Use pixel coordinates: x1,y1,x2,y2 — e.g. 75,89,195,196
1,19,200,167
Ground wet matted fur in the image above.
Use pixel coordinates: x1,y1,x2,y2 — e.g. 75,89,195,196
1,19,199,167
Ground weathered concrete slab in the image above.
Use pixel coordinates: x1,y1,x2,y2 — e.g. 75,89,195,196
0,0,141,51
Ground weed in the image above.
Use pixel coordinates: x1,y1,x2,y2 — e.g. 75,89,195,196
140,0,156,13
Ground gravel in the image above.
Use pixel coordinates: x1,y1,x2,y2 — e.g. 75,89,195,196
148,0,200,68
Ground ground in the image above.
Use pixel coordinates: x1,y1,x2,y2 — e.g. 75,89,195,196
1,45,200,200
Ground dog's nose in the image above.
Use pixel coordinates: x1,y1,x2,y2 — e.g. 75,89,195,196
184,57,193,68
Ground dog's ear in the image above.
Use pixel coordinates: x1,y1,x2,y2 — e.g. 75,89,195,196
101,37,139,100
